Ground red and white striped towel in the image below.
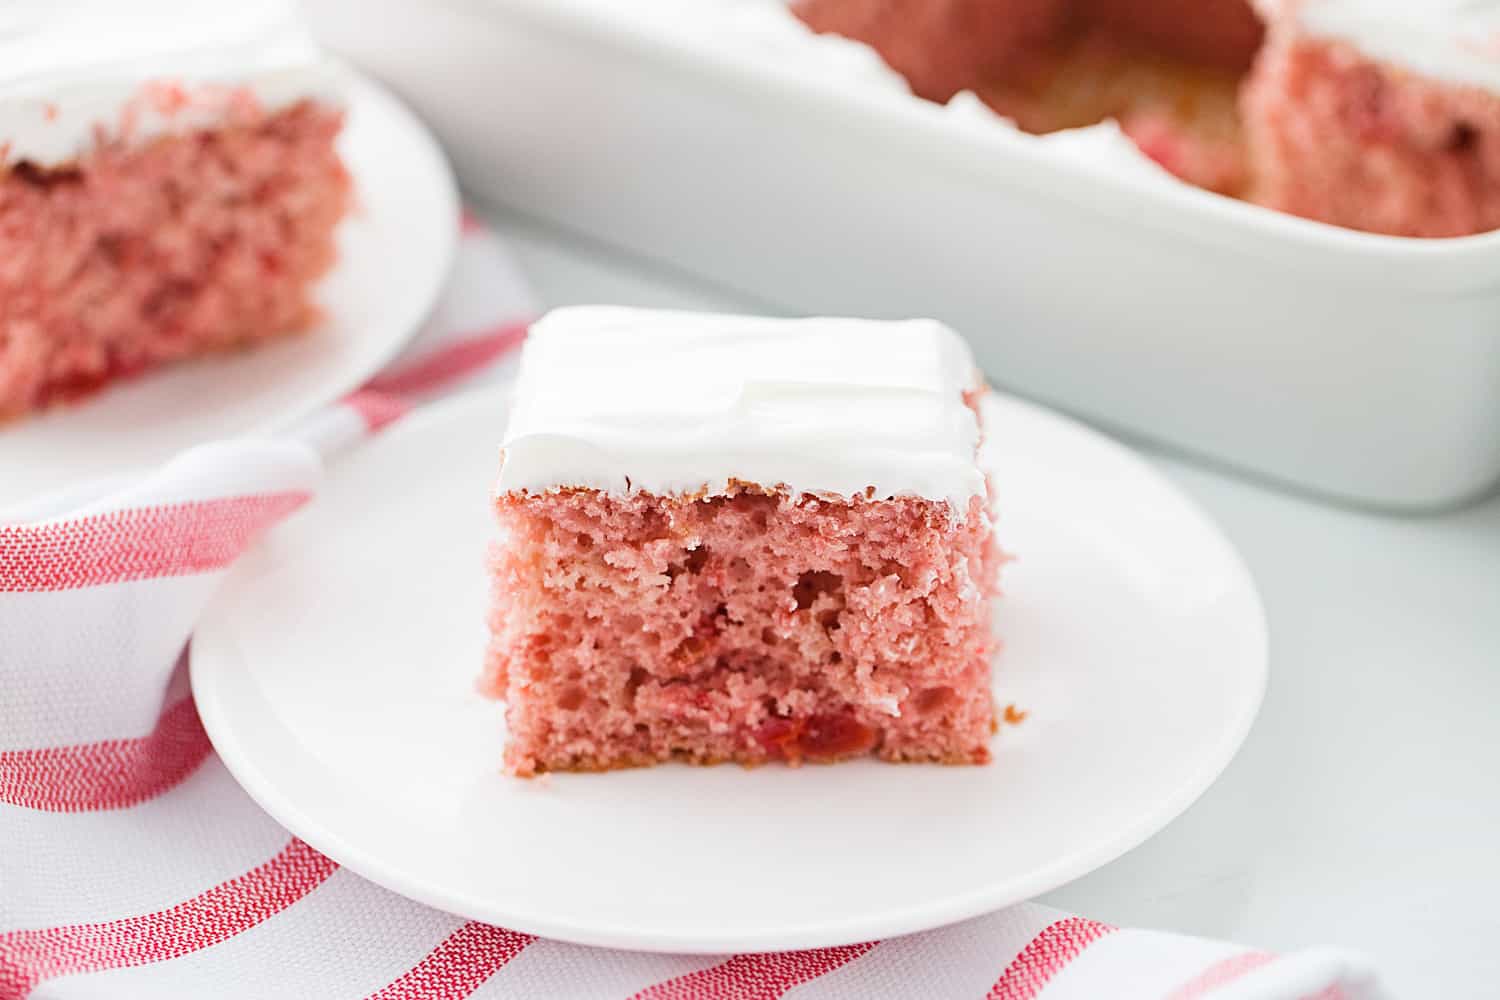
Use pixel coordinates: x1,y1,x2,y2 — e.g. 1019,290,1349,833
0,216,1391,1000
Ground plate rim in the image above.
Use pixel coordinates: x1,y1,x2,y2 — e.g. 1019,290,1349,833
192,386,1268,954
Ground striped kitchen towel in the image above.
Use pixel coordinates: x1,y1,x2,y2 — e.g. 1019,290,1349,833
0,213,1390,1000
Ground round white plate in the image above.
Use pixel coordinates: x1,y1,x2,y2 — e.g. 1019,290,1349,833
192,388,1267,953
0,69,458,510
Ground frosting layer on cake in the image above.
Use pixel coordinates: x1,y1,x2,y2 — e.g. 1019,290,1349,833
0,0,339,166
497,307,987,508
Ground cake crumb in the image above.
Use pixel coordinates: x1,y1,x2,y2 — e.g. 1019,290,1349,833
1003,704,1028,725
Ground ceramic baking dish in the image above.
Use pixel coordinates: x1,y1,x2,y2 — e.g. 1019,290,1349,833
308,0,1500,511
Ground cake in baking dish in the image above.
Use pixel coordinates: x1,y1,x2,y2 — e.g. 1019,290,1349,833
483,307,1001,776
1243,3,1500,238
0,0,350,420
795,0,1500,236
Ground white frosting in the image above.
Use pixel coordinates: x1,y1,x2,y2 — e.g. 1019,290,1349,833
497,307,987,509
1274,0,1500,94
0,0,340,166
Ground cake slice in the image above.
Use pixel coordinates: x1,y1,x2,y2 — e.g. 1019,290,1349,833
0,0,350,419
484,307,1001,776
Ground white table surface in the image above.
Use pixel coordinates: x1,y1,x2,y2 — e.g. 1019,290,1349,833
482,204,1500,999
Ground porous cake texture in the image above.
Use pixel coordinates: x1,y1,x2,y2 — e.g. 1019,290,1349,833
484,308,1001,776
0,100,348,417
0,0,348,419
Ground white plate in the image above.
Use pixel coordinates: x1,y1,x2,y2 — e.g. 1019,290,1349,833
0,69,457,509
192,388,1267,953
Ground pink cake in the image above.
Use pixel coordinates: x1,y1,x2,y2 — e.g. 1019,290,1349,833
483,308,1001,776
794,0,1500,236
0,2,349,420
1242,21,1500,238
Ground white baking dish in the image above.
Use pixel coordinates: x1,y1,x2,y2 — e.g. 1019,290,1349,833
307,0,1500,511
